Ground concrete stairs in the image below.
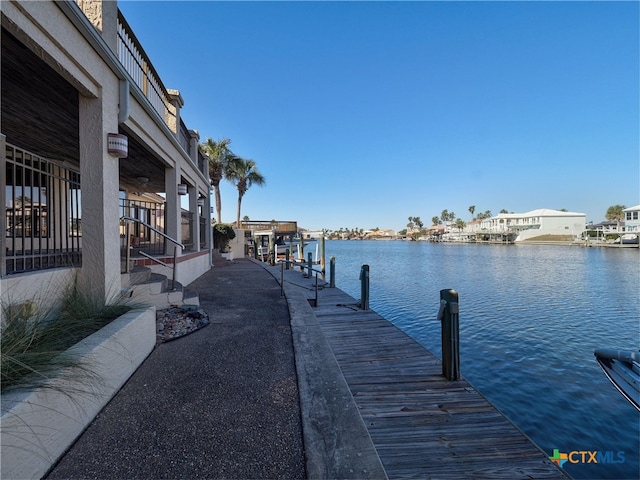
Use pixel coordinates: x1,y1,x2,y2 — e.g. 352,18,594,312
211,249,234,267
211,248,229,267
122,266,199,309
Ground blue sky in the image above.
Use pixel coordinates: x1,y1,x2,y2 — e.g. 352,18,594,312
119,0,639,231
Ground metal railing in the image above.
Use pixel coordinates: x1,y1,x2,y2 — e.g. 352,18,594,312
178,118,191,156
181,211,194,249
119,198,166,256
199,216,207,249
4,143,82,275
121,216,184,289
198,149,207,176
117,11,172,124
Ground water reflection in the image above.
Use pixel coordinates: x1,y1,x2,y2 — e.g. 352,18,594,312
326,241,639,480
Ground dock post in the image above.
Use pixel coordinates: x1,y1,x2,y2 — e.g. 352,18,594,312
268,234,275,265
329,256,335,288
438,289,460,380
280,261,284,297
360,264,370,310
314,274,319,307
307,252,313,278
289,234,294,259
285,249,290,270
320,234,326,276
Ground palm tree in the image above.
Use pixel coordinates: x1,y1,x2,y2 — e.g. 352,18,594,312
199,137,233,224
476,210,492,220
431,216,440,226
225,156,266,227
468,205,475,219
606,205,626,231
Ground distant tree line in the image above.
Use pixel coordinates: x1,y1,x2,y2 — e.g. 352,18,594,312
402,204,629,239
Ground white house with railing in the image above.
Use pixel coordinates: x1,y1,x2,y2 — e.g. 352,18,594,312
623,205,640,232
466,209,586,242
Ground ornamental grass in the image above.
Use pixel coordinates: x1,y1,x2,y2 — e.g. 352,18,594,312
1,280,132,393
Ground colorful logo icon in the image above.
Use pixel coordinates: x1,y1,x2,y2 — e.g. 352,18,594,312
549,449,625,468
550,449,568,467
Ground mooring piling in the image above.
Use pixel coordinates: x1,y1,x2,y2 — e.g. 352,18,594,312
329,256,336,288
359,264,370,310
438,289,460,380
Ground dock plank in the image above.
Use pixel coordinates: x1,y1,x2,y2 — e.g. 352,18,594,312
290,272,566,479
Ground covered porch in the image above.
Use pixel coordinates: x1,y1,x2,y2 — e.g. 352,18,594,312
1,1,212,310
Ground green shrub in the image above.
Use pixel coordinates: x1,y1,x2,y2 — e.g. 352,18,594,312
213,223,236,252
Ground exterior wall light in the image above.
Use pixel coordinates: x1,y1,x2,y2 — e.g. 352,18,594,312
178,184,188,195
107,133,128,157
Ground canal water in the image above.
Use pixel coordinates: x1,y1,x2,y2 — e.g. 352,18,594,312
323,240,639,480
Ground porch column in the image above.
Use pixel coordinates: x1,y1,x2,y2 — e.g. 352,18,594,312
166,90,184,136
0,134,6,277
205,190,212,252
165,167,181,255
78,92,121,303
189,187,199,252
189,129,199,166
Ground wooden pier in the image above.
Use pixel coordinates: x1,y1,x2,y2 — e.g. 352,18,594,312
283,267,567,479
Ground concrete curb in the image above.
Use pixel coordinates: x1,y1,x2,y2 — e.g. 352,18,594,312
253,259,388,479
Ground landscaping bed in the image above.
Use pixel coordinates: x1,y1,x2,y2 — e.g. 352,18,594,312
0,307,156,480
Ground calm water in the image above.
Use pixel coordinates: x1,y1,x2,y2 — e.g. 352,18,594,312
323,240,639,480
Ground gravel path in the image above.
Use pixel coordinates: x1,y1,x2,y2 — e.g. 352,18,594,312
46,259,305,480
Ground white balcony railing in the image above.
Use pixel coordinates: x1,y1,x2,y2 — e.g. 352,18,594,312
116,11,172,124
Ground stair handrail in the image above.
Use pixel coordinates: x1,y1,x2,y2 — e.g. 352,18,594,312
120,216,184,289
120,216,185,249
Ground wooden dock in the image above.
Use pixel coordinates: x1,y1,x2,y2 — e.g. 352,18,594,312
285,268,567,479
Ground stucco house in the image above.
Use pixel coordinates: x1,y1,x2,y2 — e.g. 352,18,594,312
1,0,213,316
623,205,640,232
464,219,482,233
479,209,586,242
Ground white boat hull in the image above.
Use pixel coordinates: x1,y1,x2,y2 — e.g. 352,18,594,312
595,349,640,411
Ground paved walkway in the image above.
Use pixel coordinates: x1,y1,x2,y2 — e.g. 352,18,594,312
44,257,562,480
46,259,305,480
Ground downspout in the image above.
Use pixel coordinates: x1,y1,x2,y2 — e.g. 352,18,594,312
118,79,130,124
